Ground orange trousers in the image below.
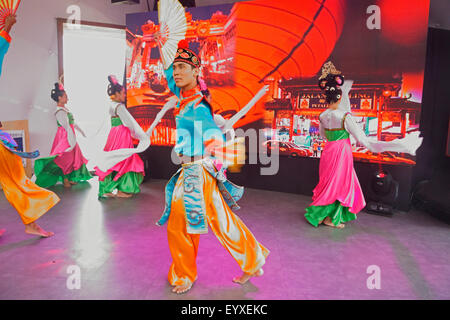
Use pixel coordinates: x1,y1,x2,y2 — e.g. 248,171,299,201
167,165,269,287
0,144,60,224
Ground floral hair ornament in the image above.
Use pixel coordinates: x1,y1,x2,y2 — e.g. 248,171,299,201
198,77,208,92
109,75,119,85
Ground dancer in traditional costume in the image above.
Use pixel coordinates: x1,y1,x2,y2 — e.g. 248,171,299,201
305,62,423,228
34,84,92,188
0,15,58,237
152,36,269,294
94,76,148,198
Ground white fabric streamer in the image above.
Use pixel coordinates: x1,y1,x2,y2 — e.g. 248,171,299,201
146,98,178,136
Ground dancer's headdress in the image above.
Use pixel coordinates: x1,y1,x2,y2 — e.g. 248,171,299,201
51,82,66,102
174,40,201,68
107,75,124,96
318,61,344,104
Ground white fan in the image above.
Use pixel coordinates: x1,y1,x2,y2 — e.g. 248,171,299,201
0,0,21,31
158,0,187,69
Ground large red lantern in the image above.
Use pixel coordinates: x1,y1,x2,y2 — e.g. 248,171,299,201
209,0,346,127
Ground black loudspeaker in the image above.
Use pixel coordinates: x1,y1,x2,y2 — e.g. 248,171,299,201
112,0,140,4
365,170,399,216
446,117,450,157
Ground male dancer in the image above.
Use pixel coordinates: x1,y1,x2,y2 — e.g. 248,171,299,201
154,39,269,294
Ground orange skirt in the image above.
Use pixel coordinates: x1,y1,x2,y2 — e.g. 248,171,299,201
167,165,269,286
0,144,60,224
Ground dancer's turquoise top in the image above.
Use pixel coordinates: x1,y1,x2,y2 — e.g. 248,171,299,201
0,31,14,147
164,63,224,157
0,30,11,77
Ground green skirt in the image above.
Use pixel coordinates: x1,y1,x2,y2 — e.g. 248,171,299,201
98,171,143,198
34,155,92,188
305,200,357,227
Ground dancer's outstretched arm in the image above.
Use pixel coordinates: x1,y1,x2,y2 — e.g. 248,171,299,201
338,80,353,113
56,110,76,152
0,15,16,77
344,115,423,155
223,85,269,132
214,114,235,141
163,63,181,98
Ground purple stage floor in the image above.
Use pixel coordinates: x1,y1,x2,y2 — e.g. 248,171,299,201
1,178,449,299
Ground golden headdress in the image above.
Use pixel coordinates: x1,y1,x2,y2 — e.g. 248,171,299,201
319,61,342,80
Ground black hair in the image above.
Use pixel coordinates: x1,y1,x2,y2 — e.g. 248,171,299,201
318,73,344,104
201,89,213,114
107,75,124,96
51,83,65,102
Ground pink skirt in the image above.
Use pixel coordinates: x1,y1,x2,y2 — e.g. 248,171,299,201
95,125,144,181
310,138,366,214
51,125,88,175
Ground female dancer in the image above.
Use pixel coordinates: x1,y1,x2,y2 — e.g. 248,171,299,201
34,84,92,188
305,61,423,228
153,39,269,294
0,15,58,237
94,76,147,198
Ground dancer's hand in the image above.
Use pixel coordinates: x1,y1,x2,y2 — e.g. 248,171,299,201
64,145,75,153
4,15,17,33
153,31,160,41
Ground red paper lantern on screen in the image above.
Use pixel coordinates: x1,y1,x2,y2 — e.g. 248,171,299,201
210,0,346,127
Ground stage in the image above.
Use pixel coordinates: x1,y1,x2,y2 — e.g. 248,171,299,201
0,178,449,300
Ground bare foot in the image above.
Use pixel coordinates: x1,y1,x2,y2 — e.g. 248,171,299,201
172,282,193,294
69,181,78,185
233,268,264,284
25,222,54,237
103,193,116,198
63,179,71,188
0,229,5,237
116,191,132,198
323,217,345,229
